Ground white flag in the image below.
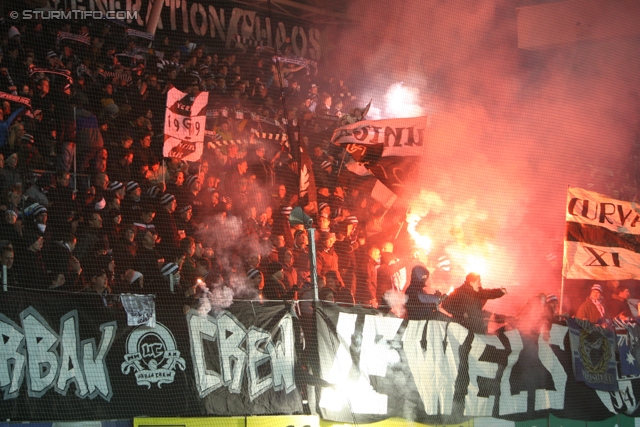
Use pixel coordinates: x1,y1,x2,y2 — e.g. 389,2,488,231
120,294,156,327
371,180,397,210
163,87,208,162
563,187,640,280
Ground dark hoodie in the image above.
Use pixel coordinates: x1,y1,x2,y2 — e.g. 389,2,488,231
405,265,441,320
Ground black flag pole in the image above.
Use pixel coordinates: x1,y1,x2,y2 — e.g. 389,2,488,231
265,0,300,201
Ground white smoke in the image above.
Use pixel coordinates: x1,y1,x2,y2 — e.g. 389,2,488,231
384,289,408,318
227,272,260,300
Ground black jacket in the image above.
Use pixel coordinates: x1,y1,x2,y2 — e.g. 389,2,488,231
134,246,165,292
263,276,289,300
355,255,377,305
441,283,505,333
42,240,83,289
15,249,47,288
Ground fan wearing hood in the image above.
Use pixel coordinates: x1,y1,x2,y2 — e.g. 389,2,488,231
405,265,447,321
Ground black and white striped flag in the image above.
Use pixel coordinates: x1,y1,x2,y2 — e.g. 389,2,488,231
251,129,288,141
207,138,252,148
56,31,91,46
29,68,74,84
252,129,289,148
98,70,132,84
564,187,640,280
125,28,155,41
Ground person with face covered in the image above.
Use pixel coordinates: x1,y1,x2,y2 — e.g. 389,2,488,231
405,265,448,321
134,229,165,290
376,250,409,307
113,225,136,274
179,236,198,286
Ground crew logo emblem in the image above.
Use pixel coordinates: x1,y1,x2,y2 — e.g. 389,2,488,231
121,323,186,388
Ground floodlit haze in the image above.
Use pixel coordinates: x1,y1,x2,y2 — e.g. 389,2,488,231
324,0,640,313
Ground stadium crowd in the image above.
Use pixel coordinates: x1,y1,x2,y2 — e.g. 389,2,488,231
0,15,633,332
0,15,410,312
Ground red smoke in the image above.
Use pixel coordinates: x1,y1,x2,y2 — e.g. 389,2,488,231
323,0,640,315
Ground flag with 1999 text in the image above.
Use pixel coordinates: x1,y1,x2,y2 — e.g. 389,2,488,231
163,87,208,162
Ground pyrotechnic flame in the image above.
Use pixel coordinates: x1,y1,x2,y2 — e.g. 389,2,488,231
387,83,411,114
385,83,424,118
463,254,488,276
319,339,400,413
405,191,444,256
447,286,454,295
406,213,432,254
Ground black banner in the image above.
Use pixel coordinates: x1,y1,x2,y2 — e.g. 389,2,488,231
6,290,640,423
314,303,640,424
0,289,302,421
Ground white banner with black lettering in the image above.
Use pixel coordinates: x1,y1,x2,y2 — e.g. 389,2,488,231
563,242,640,280
331,116,427,157
163,88,208,162
564,187,640,280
